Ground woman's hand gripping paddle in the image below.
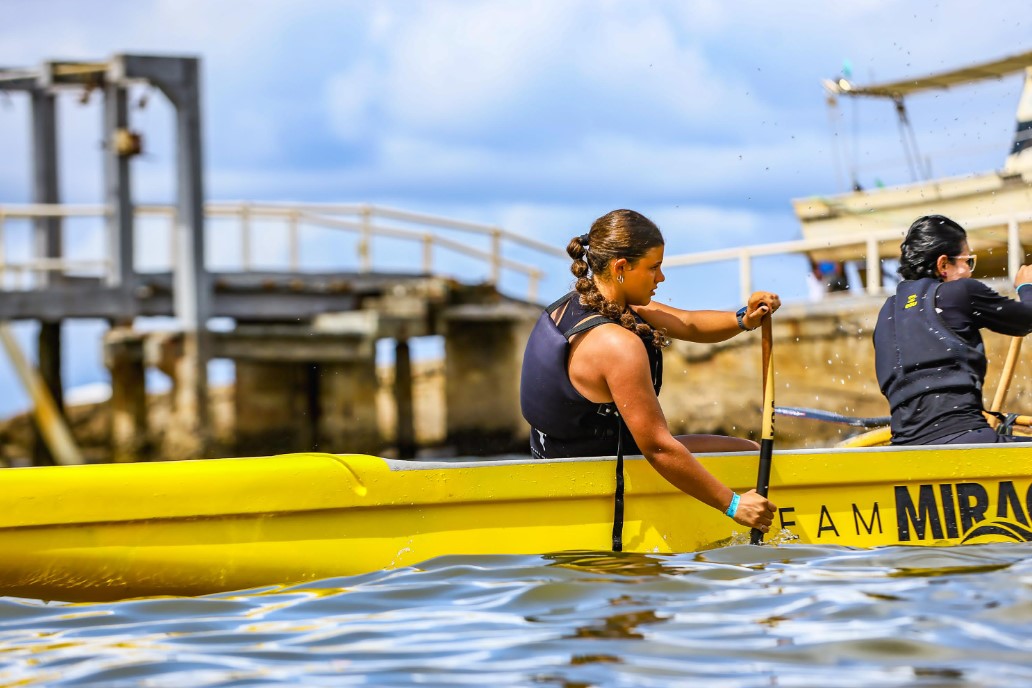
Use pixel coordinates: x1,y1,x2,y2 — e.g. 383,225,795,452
750,315,775,545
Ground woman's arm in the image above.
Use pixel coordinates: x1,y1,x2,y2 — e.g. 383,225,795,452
948,278,1032,337
587,326,776,530
633,291,781,343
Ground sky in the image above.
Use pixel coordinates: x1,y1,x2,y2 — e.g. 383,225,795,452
0,0,1029,416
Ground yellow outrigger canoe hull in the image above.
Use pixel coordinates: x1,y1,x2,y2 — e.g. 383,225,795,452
2,445,1031,602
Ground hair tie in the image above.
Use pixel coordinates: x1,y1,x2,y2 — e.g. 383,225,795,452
578,233,590,247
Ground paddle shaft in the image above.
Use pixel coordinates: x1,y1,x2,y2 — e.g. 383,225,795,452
774,406,890,428
750,317,774,545
989,337,1023,429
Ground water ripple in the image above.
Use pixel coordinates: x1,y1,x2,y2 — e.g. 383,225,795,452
1,543,1031,686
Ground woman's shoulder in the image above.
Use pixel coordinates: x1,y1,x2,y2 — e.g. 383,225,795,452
574,320,648,358
938,278,997,299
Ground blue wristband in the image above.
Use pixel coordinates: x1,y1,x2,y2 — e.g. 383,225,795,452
1017,283,1032,293
724,492,740,518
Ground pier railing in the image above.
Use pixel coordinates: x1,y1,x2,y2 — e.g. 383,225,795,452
1,203,1030,305
0,202,566,302
663,211,1032,304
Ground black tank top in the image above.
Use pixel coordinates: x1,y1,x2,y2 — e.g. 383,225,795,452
520,292,663,458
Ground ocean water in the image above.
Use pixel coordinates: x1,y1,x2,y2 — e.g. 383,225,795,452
1,542,1031,687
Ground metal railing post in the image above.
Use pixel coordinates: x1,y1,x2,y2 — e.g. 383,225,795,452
529,270,542,302
866,237,882,295
490,228,502,285
288,209,300,271
1008,217,1022,282
422,234,433,273
0,210,5,288
169,209,178,270
359,205,372,273
241,202,252,271
738,253,751,305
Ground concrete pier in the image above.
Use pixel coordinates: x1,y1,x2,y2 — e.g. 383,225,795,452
103,329,149,462
444,303,538,454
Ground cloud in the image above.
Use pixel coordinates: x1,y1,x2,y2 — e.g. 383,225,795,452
321,1,764,150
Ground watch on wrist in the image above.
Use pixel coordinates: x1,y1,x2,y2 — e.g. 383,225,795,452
736,306,752,331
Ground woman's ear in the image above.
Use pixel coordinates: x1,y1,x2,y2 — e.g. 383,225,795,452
612,257,628,279
935,254,950,278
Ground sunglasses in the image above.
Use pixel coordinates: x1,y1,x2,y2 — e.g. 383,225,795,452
952,254,976,271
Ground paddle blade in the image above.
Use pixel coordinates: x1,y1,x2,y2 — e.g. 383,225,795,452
749,437,774,545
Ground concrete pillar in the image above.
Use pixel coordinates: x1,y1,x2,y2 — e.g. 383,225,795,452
104,328,149,462
32,321,63,466
444,307,536,455
318,359,381,455
394,339,416,459
234,361,311,457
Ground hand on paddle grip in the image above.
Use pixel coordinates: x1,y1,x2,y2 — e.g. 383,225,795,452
733,489,777,532
1013,264,1032,288
743,291,781,331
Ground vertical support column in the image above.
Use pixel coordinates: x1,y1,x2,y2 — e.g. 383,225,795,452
35,321,63,465
444,308,536,455
167,58,211,458
31,82,61,286
30,76,64,466
394,339,416,459
104,329,149,462
235,360,310,456
103,82,134,301
319,352,381,455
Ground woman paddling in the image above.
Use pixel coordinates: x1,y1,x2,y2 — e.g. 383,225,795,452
520,209,778,533
873,214,1032,444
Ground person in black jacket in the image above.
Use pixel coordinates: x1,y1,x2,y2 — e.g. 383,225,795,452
873,214,1032,444
520,209,779,532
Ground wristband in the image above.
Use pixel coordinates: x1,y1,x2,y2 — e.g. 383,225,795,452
724,492,740,518
1017,283,1032,293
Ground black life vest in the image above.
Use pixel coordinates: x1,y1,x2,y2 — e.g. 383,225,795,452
520,291,663,458
873,278,986,412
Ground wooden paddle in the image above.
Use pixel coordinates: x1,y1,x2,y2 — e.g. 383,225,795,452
988,336,1024,429
750,316,775,545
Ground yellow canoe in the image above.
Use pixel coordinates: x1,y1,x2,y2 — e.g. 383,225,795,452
2,445,1031,602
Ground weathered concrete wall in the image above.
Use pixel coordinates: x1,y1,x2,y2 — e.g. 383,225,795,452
318,361,381,454
443,304,537,454
660,295,1032,447
235,361,315,456
660,298,890,448
103,328,149,462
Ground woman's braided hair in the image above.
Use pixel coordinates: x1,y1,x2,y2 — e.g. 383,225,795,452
567,209,667,349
